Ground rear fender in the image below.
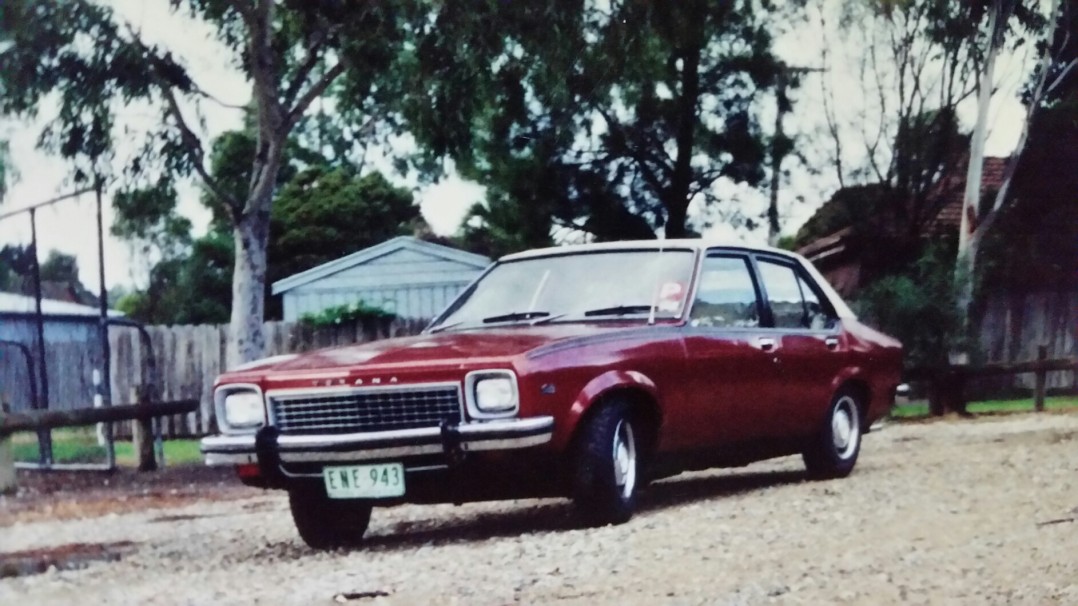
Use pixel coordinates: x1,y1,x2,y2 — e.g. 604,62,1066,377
828,366,880,427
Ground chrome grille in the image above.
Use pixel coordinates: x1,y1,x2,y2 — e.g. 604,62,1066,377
270,384,462,435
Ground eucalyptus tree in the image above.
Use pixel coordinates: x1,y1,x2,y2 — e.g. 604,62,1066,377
0,0,408,365
403,0,788,243
955,0,1068,321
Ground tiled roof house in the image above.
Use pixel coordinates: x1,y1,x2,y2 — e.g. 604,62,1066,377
796,156,1010,297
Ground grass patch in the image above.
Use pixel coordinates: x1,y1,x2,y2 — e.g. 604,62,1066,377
892,395,1078,419
8,428,203,466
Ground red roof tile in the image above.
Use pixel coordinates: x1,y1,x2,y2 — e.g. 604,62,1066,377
931,156,1009,231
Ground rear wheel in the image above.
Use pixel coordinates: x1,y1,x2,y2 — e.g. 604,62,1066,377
802,389,863,479
288,487,372,550
572,400,640,526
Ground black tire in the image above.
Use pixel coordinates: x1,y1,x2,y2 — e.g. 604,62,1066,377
802,388,863,479
572,399,640,526
288,487,372,550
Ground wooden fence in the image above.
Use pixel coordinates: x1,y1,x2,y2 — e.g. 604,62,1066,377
108,318,428,438
907,347,1078,415
978,290,1076,390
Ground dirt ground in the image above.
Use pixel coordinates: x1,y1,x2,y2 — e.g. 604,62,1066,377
2,412,1077,605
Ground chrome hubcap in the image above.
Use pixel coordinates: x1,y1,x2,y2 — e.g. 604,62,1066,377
831,396,860,459
612,419,637,498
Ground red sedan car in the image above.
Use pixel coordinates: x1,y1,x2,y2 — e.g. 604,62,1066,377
202,240,903,548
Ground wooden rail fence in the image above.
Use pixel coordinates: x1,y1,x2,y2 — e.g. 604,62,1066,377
906,346,1078,415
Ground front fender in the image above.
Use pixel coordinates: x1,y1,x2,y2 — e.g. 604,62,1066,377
552,369,660,450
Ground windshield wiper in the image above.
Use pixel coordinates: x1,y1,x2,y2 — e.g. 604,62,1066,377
582,304,654,317
481,311,552,324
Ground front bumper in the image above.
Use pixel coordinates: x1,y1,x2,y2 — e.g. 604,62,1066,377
200,416,555,466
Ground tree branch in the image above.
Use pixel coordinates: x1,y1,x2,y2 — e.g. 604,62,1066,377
282,29,330,110
285,61,345,128
1044,57,1078,96
123,24,238,210
596,106,670,197
158,85,239,211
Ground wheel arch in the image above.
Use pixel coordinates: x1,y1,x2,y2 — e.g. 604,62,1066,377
560,370,663,457
833,376,872,430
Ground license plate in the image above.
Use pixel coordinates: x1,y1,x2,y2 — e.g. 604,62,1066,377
323,463,405,499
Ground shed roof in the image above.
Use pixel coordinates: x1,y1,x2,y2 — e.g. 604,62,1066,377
271,236,491,295
0,291,124,317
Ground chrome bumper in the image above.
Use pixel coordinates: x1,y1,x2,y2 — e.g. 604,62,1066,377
200,416,555,466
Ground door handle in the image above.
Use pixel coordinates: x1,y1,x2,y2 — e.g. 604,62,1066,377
825,336,839,351
757,337,776,352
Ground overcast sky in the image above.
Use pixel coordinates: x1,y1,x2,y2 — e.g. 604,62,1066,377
0,1,1033,296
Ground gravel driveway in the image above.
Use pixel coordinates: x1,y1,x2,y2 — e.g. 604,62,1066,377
3,412,1077,605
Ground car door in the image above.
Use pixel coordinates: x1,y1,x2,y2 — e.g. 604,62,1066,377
752,255,846,439
677,252,785,449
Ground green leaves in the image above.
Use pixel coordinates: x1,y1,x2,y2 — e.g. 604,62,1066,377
299,301,396,328
1,1,156,166
269,166,419,289
111,183,193,263
403,0,785,241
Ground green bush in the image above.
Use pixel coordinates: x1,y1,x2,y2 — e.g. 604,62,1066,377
853,245,965,367
299,301,396,327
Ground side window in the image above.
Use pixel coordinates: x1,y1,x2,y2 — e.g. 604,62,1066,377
757,260,804,328
798,275,833,330
689,256,760,328
757,259,836,330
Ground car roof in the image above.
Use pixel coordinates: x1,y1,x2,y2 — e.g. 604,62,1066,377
499,239,802,263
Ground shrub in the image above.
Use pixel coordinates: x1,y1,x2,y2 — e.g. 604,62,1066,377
299,301,396,327
853,245,965,368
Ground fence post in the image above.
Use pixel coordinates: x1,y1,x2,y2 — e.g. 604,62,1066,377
0,400,14,494
132,386,157,472
1034,345,1048,412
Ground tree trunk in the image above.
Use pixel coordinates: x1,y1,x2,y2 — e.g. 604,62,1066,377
665,44,701,239
228,206,272,368
665,202,690,238
954,0,1004,365
961,0,1058,302
767,77,785,247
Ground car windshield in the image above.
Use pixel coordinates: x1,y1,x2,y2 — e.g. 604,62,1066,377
431,249,696,330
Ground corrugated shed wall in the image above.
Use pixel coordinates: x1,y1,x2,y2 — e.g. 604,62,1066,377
281,248,483,321
0,316,104,414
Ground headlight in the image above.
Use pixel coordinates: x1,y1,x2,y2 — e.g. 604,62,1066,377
476,377,516,412
466,371,519,418
219,389,265,430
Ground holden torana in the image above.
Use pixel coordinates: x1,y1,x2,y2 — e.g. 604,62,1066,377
202,240,903,548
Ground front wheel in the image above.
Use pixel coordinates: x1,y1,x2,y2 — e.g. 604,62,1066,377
802,390,863,479
288,487,372,550
572,400,640,526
